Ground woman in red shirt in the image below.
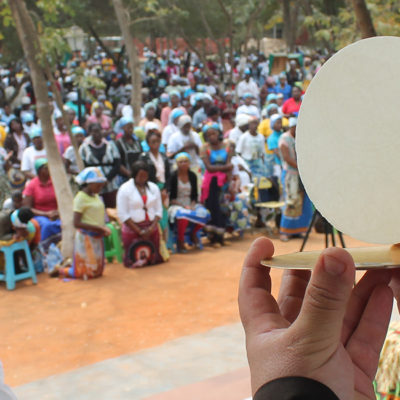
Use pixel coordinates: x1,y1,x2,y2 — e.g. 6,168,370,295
22,158,61,242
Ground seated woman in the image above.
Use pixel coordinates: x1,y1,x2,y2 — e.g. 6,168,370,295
168,152,210,253
117,161,164,268
55,167,111,279
200,123,233,246
22,158,61,245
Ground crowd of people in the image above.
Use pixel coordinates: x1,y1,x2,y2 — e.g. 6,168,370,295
0,47,324,278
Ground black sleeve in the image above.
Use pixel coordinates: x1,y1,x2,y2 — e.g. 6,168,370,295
139,153,157,183
106,157,121,181
163,155,171,192
169,172,178,200
189,171,198,202
115,140,126,167
254,377,339,400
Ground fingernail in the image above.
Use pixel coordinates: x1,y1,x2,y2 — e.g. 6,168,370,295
323,254,346,276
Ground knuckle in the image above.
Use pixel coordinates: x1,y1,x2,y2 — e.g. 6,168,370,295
306,282,343,311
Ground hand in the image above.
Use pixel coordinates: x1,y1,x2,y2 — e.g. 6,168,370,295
5,151,13,162
141,227,152,240
102,226,111,237
47,210,59,220
238,164,245,171
226,163,233,172
239,237,393,400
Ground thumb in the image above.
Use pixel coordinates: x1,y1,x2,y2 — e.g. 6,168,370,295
293,247,355,347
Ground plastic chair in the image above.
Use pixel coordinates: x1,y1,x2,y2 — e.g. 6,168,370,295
0,240,37,290
104,222,123,263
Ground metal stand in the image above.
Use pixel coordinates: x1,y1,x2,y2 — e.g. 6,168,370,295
300,210,345,252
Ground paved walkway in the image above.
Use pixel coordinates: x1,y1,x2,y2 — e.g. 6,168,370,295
13,323,249,400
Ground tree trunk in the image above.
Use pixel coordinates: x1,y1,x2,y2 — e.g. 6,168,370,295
283,0,299,52
350,0,377,38
44,64,84,172
112,0,142,123
9,0,75,259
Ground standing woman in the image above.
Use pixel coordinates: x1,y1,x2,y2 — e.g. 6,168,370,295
4,117,30,168
55,167,111,279
236,116,266,178
115,117,142,182
139,102,162,131
139,129,170,236
278,118,313,241
169,152,210,252
86,103,113,137
200,123,233,245
117,161,164,268
79,123,121,208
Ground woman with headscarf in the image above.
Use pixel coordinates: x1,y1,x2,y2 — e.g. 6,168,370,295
22,158,61,243
115,117,143,182
79,123,121,208
200,123,233,245
117,161,164,268
53,167,111,278
139,102,162,131
236,116,266,177
169,152,210,252
278,118,313,241
267,114,283,178
161,108,184,150
160,90,182,128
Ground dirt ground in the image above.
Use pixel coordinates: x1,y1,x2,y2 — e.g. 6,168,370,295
0,231,371,387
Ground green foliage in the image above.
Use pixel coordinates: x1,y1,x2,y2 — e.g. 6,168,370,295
73,67,106,99
303,0,400,51
39,27,71,66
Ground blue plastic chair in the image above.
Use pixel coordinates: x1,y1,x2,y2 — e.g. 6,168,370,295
0,240,38,290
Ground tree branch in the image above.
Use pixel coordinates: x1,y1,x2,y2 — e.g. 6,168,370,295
87,23,117,64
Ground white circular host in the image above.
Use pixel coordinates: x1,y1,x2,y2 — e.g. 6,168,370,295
297,36,400,244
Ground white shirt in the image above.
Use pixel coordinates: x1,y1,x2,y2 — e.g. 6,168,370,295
117,180,162,224
21,146,47,175
231,155,251,188
236,104,260,119
63,145,79,174
162,123,179,146
167,130,203,166
149,152,165,183
13,132,28,162
236,78,259,99
236,131,265,161
228,127,245,144
121,105,145,120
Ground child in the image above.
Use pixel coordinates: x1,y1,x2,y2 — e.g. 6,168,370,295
9,207,41,273
55,167,110,279
2,190,23,211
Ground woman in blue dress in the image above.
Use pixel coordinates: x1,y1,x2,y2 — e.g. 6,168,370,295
278,118,313,241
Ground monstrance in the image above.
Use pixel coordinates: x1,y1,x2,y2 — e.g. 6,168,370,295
262,36,400,270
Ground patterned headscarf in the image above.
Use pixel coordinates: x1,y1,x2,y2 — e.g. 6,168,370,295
75,167,107,185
